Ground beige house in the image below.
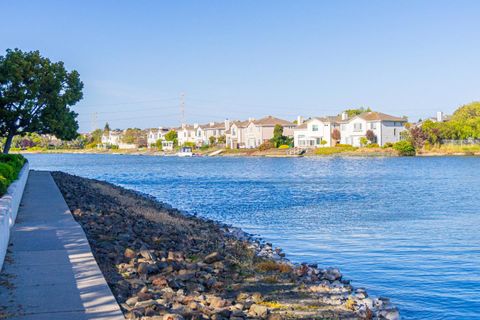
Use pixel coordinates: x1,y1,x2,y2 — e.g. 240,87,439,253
226,116,295,149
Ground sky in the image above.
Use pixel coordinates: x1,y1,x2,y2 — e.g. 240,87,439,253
1,1,480,132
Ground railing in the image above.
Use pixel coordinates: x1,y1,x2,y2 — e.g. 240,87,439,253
0,163,29,271
441,139,480,145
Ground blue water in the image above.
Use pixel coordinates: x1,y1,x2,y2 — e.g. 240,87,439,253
25,154,480,319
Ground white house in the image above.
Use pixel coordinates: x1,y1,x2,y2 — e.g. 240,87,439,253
293,116,341,148
147,127,170,148
101,130,122,147
177,124,197,146
226,116,296,149
340,112,407,147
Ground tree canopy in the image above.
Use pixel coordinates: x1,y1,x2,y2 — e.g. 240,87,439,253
0,49,83,153
342,107,372,117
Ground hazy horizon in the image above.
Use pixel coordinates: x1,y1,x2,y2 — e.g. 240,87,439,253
1,1,479,132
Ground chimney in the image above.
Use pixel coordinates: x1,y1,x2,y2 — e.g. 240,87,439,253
224,119,230,130
436,111,444,122
341,112,348,121
297,116,304,125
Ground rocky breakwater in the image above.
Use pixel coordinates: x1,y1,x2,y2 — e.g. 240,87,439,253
52,171,399,320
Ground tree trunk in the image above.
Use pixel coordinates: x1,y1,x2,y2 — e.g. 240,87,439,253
3,132,14,154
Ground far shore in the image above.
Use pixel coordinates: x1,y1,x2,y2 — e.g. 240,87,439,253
14,146,480,158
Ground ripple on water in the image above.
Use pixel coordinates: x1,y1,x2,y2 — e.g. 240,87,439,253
26,154,480,320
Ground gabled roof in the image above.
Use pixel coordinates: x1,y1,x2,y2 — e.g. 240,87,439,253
356,112,407,122
293,116,341,130
251,116,294,127
199,122,226,130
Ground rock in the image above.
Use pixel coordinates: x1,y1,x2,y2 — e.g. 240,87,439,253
124,248,136,259
152,276,168,287
248,304,269,318
138,262,149,275
204,252,223,264
323,267,342,281
125,296,139,306
379,307,400,320
163,314,184,320
209,296,228,308
135,299,156,308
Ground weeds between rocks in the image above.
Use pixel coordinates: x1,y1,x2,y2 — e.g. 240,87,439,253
52,172,398,320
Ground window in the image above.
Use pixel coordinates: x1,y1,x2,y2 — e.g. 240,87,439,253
312,125,319,131
232,128,236,135
370,123,377,130
394,128,397,136
354,123,362,131
316,138,321,145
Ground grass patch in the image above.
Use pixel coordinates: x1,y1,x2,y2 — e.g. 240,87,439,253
314,145,358,155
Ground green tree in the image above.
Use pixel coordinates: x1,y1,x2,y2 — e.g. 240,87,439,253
217,135,226,144
209,136,216,146
271,124,291,147
451,101,480,122
343,107,372,118
165,130,178,147
0,49,83,153
360,137,368,146
104,122,110,132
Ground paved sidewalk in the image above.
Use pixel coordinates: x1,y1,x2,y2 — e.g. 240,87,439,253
0,171,124,320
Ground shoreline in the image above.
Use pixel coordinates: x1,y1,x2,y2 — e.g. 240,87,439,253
52,171,399,320
16,148,480,158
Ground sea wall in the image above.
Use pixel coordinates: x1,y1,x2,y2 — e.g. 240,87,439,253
0,163,29,270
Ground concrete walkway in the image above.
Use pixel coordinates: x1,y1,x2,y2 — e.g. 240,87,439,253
0,171,124,320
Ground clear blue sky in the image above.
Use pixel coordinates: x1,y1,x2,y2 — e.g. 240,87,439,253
1,1,479,132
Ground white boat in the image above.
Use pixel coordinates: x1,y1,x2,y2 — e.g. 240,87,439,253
177,147,193,157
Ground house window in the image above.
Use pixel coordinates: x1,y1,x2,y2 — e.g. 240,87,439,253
232,128,236,135
316,138,321,145
371,123,377,130
394,128,397,136
354,123,362,132
312,125,319,132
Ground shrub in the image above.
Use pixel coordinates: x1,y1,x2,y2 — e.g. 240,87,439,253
0,163,15,182
258,141,274,151
393,140,416,156
0,176,8,195
367,143,380,148
382,142,394,148
335,143,353,148
278,144,290,149
0,154,25,172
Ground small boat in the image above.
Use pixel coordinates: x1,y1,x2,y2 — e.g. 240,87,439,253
177,147,193,157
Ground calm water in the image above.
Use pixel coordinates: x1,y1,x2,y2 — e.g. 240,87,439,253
26,154,480,319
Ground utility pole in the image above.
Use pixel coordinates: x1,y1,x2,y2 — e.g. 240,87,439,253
180,92,185,125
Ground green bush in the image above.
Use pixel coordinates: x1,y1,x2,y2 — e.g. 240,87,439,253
335,143,353,148
0,176,8,195
0,154,26,195
0,163,15,182
382,142,394,148
278,144,290,149
367,143,380,148
393,141,416,156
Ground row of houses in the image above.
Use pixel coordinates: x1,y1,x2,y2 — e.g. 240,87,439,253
101,111,410,149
